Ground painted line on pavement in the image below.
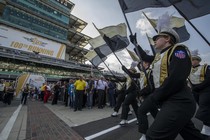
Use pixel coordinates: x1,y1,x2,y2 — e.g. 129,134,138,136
84,118,137,140
0,104,22,140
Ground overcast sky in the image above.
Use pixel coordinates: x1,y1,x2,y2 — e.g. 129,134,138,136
70,0,210,73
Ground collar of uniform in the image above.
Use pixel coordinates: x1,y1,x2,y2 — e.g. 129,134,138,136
160,45,172,54
193,64,200,68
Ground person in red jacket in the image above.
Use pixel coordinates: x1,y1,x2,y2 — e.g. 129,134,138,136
44,82,51,103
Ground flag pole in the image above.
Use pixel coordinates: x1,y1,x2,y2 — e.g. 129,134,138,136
92,22,140,91
170,2,210,46
101,58,117,78
81,52,104,77
109,48,143,92
96,54,124,87
113,51,124,66
126,48,139,62
146,33,156,55
142,12,156,56
118,1,153,91
86,49,123,86
89,61,103,77
91,65,93,76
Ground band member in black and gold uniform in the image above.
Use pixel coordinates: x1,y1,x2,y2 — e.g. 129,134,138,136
125,61,158,140
119,66,139,126
111,80,126,117
189,54,210,137
111,79,133,117
130,28,204,140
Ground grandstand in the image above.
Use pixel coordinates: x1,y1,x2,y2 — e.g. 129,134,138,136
0,0,103,81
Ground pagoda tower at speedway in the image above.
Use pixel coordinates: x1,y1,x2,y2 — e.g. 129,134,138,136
0,0,101,81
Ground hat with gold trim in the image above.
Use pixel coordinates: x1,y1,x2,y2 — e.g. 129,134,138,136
153,28,180,44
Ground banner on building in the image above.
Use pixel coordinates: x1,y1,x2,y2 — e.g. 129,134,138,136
15,73,46,97
0,25,66,59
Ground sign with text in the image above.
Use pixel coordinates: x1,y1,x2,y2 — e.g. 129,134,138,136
0,25,66,59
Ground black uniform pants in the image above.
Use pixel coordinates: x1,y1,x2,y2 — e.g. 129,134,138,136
114,90,126,112
121,91,138,120
193,91,210,125
21,92,28,105
146,100,204,140
138,96,158,134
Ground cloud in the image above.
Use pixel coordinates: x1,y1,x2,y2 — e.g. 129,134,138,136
136,19,152,35
201,52,210,64
72,1,210,74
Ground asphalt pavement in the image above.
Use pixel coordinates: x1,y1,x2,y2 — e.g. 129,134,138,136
0,98,206,140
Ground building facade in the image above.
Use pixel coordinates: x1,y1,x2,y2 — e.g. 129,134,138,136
0,0,99,81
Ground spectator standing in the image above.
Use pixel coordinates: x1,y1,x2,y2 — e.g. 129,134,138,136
93,78,98,106
68,79,75,108
4,82,15,105
21,83,30,105
33,87,38,100
52,81,60,105
43,82,51,103
97,76,108,109
40,83,46,101
86,76,94,109
63,81,68,107
107,79,116,108
0,79,5,101
74,76,86,111
83,79,88,107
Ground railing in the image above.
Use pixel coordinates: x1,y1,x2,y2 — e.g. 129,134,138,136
0,46,97,73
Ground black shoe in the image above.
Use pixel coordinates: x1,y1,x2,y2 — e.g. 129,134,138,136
74,109,77,112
